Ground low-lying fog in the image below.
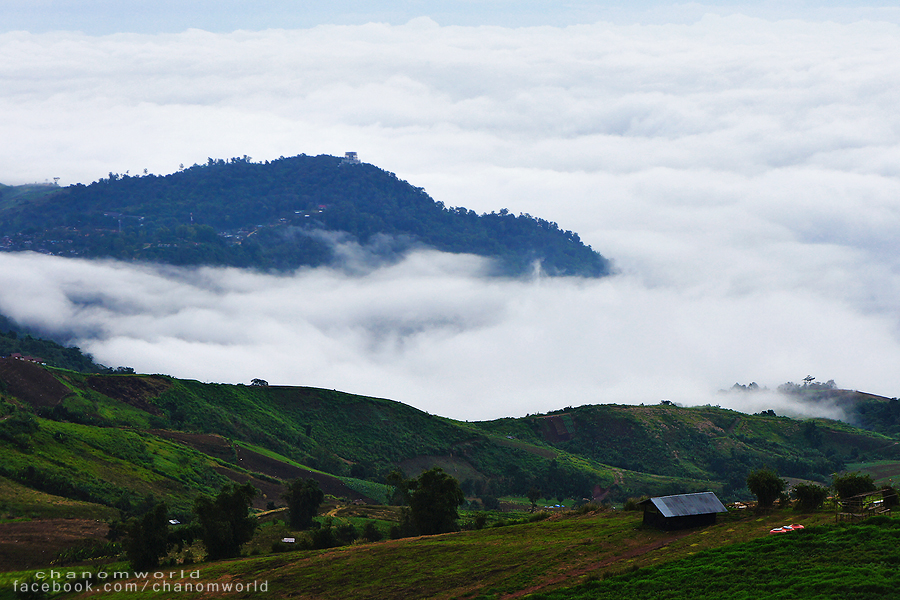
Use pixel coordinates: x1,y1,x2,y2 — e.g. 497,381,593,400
2,14,899,420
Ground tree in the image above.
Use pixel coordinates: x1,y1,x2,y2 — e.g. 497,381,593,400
124,502,171,570
406,467,465,535
193,482,258,560
746,468,785,509
791,483,829,512
832,472,876,500
527,486,542,513
283,478,324,530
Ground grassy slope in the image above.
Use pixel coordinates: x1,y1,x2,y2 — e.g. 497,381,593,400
2,364,900,597
3,365,900,519
0,476,116,521
60,507,842,600
0,418,237,516
538,518,900,600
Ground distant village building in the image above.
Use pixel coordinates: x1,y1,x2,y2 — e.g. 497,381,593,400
342,151,360,165
639,492,727,530
8,353,45,364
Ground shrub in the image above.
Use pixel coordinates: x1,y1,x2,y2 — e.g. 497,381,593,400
792,483,829,512
362,520,384,542
466,512,488,530
623,498,645,511
832,472,876,499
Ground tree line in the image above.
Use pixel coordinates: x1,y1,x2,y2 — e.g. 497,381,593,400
119,467,466,569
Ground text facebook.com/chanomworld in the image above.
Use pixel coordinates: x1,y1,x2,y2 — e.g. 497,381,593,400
13,569,269,594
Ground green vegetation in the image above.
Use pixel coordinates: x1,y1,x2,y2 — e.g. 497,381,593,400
282,479,324,530
193,483,258,560
792,483,830,512
4,357,900,599
124,502,171,569
403,467,465,535
0,155,611,277
746,468,785,508
832,471,876,499
535,519,900,600
2,361,900,533
24,505,845,600
0,327,108,373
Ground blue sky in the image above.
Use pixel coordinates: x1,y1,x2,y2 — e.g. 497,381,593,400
2,1,900,34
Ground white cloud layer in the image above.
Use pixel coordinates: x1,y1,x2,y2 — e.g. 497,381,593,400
2,14,900,420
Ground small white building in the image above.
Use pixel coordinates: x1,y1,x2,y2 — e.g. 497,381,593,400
342,151,360,164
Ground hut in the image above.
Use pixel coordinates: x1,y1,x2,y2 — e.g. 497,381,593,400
639,492,727,530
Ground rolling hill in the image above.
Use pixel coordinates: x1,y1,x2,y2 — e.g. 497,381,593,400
2,357,900,596
2,358,899,519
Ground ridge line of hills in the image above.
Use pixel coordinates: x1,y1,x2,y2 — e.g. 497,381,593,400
2,353,899,518
0,154,612,277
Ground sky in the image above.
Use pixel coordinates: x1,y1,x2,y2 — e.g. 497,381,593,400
1,2,900,421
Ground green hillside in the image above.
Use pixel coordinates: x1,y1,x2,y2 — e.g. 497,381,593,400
3,358,900,587
0,155,611,277
4,507,880,600
2,359,899,515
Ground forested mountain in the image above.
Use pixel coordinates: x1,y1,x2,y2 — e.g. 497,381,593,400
0,314,111,373
0,155,611,276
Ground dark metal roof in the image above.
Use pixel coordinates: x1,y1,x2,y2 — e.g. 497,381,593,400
640,492,727,518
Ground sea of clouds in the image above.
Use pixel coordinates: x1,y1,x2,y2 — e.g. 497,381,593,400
1,14,899,420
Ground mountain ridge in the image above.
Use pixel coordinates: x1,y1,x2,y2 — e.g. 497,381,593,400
0,154,611,277
2,357,898,514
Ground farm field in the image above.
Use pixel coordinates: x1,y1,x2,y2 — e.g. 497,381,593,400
536,517,900,600
13,506,840,600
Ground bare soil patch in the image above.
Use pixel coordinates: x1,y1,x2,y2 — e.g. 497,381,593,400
211,466,287,510
0,518,108,571
233,447,377,503
0,358,72,408
85,374,170,415
149,430,235,462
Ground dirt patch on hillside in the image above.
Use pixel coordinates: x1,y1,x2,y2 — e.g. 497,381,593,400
150,430,236,462
150,433,376,506
232,447,377,504
86,375,170,415
0,358,73,407
211,467,287,510
0,518,108,571
233,446,304,481
534,414,575,442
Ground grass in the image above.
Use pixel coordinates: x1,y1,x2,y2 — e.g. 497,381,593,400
534,517,900,600
0,417,236,513
0,476,116,522
52,506,839,600
844,460,900,486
